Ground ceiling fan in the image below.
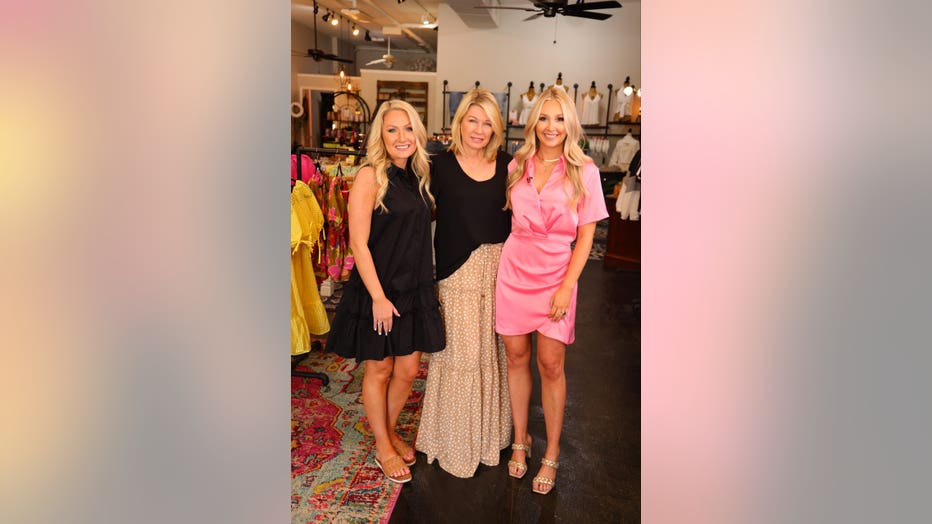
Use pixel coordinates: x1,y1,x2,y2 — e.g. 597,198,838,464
476,1,622,21
365,37,395,68
300,1,353,64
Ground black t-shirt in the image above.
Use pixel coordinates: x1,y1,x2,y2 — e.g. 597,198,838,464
431,149,512,280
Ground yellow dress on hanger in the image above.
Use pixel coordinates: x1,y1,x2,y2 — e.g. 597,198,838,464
291,181,329,355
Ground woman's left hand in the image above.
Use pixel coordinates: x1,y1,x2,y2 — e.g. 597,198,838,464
549,285,572,322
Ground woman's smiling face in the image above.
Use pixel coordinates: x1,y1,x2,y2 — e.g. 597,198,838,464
382,109,415,168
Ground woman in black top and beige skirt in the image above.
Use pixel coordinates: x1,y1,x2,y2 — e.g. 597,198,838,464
415,88,513,477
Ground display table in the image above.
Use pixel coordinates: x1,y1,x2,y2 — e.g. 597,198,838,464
604,195,640,270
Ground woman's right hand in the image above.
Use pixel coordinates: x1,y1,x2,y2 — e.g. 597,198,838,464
372,296,400,335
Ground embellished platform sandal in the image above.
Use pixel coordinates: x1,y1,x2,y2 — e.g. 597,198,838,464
507,438,533,479
532,458,559,495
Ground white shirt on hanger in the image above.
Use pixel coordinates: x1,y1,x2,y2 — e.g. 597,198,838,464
580,93,602,125
608,133,640,172
518,92,539,125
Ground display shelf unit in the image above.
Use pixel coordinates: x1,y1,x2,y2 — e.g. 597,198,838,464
376,81,429,125
317,90,370,150
604,195,640,271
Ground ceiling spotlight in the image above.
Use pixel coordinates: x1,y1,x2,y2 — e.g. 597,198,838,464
364,30,372,41
321,12,330,23
623,86,634,96
330,15,339,26
352,25,359,36
421,13,431,25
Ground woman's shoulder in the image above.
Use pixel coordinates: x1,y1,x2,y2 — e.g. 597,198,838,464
496,150,514,168
572,158,600,183
433,148,455,162
581,157,599,174
430,149,457,171
354,165,378,185
505,154,520,173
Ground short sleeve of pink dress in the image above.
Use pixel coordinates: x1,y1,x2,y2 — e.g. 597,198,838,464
495,158,609,344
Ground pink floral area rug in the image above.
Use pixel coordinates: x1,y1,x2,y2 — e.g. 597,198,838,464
291,349,428,523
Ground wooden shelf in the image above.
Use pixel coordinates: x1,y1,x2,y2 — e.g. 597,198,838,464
376,80,429,126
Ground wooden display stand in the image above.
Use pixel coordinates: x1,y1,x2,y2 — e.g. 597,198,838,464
604,195,640,270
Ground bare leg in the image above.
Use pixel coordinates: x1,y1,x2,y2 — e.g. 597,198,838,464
386,351,421,462
503,333,533,476
361,357,409,478
534,332,566,492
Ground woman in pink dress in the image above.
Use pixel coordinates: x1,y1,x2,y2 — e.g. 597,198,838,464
496,87,609,495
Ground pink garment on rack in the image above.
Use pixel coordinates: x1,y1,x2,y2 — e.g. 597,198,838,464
290,154,318,185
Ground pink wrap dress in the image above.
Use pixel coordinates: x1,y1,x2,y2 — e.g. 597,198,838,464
495,157,609,344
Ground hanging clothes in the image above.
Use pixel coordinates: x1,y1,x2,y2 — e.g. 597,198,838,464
322,164,354,282
518,92,539,125
616,150,641,221
580,93,602,125
616,91,633,119
608,133,640,172
291,180,330,355
291,153,317,185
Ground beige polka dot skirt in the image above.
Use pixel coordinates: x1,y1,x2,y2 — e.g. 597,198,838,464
415,243,512,478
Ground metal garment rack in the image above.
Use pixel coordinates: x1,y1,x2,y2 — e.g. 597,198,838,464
291,147,366,387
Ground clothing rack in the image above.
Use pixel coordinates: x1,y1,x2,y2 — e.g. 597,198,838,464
292,343,328,385
441,79,485,132
290,150,334,386
295,146,366,157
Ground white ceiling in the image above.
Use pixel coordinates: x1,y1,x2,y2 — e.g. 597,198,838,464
292,0,442,52
292,1,637,53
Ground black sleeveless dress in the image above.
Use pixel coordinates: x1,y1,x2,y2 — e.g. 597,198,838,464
326,162,446,361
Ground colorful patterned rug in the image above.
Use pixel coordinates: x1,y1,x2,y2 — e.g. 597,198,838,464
291,349,428,523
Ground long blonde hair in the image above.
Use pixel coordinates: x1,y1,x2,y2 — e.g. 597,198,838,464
448,88,505,161
505,87,591,210
364,99,434,212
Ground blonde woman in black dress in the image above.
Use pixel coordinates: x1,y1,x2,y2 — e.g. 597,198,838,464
326,100,445,484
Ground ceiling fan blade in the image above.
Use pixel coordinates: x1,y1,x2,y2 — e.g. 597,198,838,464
523,12,543,21
564,10,612,20
323,54,353,63
570,1,622,10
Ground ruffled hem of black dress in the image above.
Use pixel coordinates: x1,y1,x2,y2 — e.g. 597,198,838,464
325,281,446,361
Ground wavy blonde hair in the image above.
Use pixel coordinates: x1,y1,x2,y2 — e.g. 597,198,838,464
505,87,591,210
363,99,434,212
448,88,505,161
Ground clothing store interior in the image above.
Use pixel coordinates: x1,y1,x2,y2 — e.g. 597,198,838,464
291,1,640,522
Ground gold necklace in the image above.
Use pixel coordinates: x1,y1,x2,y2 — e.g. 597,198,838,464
538,155,560,163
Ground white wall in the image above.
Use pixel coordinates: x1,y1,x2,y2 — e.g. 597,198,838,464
436,2,640,129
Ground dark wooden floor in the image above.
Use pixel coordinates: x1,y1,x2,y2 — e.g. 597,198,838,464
389,260,641,523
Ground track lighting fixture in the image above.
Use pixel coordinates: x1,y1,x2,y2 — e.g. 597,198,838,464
352,25,359,36
321,11,330,23
421,13,431,25
331,14,339,26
